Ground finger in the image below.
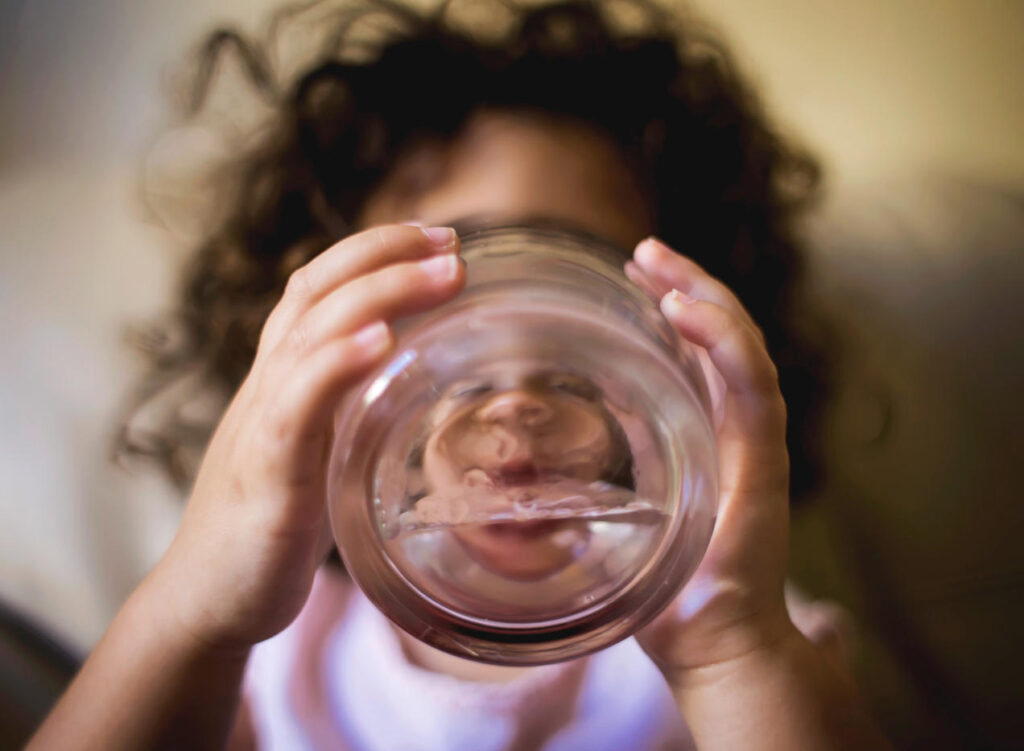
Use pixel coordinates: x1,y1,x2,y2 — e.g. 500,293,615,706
262,320,394,489
280,253,465,356
635,237,763,341
260,224,459,353
660,289,785,444
623,260,666,305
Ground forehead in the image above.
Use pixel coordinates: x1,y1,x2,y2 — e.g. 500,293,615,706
359,109,652,248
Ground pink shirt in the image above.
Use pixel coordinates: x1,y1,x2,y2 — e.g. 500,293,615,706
245,568,693,751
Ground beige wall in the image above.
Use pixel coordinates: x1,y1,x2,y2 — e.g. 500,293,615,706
703,0,1024,186
2,0,1022,182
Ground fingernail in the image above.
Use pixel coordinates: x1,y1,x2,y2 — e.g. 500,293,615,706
420,226,457,249
663,288,696,310
635,237,668,267
419,253,460,281
353,320,391,355
641,236,674,255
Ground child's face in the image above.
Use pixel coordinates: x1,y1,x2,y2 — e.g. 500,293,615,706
360,108,650,580
419,362,618,581
359,108,652,250
421,364,614,490
419,364,624,581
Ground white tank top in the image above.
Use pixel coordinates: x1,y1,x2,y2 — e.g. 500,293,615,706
245,568,693,751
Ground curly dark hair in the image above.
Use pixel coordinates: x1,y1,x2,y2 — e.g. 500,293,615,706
114,0,828,502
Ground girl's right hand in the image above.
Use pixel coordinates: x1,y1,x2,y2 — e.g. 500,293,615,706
140,224,464,653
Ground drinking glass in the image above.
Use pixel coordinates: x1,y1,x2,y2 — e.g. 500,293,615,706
327,224,717,665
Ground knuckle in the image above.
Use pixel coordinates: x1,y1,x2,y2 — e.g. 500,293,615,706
759,357,781,390
284,267,313,303
750,360,781,399
752,323,768,346
759,393,789,437
725,319,775,384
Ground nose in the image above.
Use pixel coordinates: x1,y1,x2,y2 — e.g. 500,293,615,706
476,390,554,428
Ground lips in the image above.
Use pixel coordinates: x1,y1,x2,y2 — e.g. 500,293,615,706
486,461,541,486
483,519,560,539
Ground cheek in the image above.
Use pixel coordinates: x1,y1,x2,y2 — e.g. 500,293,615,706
535,407,613,467
455,430,507,467
452,521,591,582
429,415,503,468
421,414,475,487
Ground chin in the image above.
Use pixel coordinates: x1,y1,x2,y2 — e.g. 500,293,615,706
453,520,589,581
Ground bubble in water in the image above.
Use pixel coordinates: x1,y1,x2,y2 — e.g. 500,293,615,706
391,479,663,536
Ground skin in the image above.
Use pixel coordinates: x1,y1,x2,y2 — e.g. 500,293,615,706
28,110,890,749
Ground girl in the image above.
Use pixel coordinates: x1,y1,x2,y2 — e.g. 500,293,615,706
30,1,888,748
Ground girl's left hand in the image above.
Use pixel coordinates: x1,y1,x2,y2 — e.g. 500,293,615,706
626,237,797,678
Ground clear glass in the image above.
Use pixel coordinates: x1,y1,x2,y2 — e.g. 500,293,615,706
327,224,717,665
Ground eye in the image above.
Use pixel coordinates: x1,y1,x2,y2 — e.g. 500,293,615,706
546,374,599,401
446,381,493,400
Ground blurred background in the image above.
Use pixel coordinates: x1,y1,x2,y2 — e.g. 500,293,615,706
1,0,1022,748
